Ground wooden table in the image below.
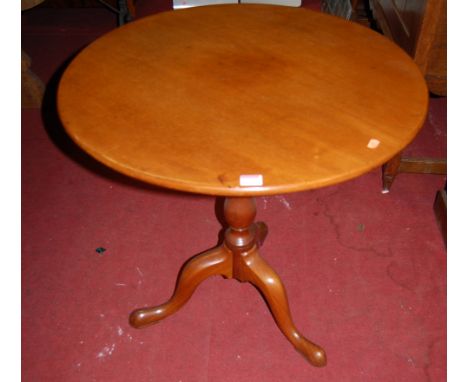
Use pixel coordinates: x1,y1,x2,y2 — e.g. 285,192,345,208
57,4,428,367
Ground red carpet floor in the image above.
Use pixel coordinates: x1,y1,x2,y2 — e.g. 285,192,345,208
22,1,446,381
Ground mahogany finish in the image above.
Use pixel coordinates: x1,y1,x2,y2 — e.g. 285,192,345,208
130,197,326,367
57,4,428,368
58,4,428,197
129,245,232,328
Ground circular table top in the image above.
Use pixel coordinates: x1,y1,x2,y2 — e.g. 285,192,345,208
58,4,428,196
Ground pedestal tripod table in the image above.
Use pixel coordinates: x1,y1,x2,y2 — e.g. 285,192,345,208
57,4,428,367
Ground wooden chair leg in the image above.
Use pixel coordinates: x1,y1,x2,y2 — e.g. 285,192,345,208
382,152,401,193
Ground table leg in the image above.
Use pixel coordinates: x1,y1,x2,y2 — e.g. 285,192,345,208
129,196,326,367
224,197,326,367
129,245,232,328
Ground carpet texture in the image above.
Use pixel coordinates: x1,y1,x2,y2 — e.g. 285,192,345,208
22,1,446,381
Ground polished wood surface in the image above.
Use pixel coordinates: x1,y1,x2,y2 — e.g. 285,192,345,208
58,4,429,368
130,197,327,367
58,4,428,197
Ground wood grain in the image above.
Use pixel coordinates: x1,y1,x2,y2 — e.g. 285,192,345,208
129,197,326,367
58,4,428,196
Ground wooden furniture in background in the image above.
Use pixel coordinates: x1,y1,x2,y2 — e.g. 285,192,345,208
22,0,46,108
370,0,446,96
382,153,446,192
22,0,46,8
369,0,447,191
57,4,428,367
433,183,447,247
321,0,373,26
21,50,45,108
